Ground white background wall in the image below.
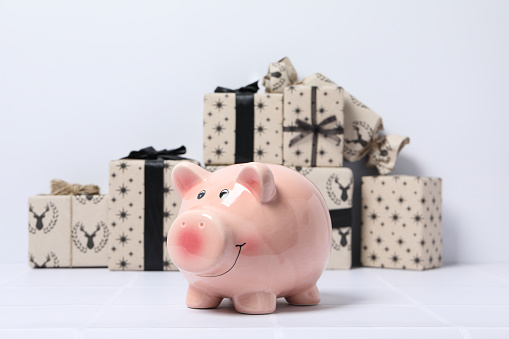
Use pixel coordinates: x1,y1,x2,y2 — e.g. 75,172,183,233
0,0,507,265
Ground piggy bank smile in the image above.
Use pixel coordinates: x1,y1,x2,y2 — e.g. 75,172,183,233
198,242,246,278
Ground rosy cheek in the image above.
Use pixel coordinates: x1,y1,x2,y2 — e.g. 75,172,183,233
240,236,262,256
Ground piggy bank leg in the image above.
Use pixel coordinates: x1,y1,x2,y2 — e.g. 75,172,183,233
285,285,321,305
232,292,277,314
186,285,222,309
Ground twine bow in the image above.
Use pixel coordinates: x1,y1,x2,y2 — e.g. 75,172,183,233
50,179,100,195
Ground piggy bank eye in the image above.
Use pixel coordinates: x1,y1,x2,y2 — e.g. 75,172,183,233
197,190,206,199
219,189,229,199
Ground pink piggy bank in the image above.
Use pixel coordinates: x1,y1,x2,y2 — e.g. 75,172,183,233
167,162,331,314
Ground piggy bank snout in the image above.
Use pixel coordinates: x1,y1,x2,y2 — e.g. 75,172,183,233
167,212,226,273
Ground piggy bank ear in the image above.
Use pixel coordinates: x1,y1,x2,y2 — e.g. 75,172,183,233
171,162,210,198
236,163,276,203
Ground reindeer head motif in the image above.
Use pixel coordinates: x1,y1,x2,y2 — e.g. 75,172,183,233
335,177,352,202
80,223,101,249
338,229,350,247
29,254,51,268
29,204,50,231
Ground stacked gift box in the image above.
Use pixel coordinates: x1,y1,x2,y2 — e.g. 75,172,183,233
27,57,442,272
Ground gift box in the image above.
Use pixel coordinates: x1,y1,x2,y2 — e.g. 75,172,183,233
203,82,283,166
108,146,199,271
291,167,353,269
283,85,344,167
360,176,443,270
28,181,108,268
205,165,354,270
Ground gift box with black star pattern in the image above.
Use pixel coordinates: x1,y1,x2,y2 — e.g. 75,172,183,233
283,85,345,167
108,158,199,271
203,92,283,166
28,194,109,268
360,175,443,270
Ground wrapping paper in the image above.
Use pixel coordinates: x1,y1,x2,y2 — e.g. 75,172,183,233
263,57,409,172
366,134,410,175
203,88,283,166
28,194,109,268
108,150,199,271
360,175,442,270
282,85,344,167
205,165,353,270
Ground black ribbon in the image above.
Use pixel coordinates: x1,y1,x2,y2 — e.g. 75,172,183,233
215,81,259,163
283,87,343,166
122,145,188,161
329,208,352,229
123,146,189,271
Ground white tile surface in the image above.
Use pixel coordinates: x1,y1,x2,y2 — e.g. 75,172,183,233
0,264,507,338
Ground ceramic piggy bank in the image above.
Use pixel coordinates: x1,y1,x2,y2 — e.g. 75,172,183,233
167,162,331,314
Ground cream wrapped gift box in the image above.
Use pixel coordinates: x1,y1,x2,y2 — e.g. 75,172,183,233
203,82,283,166
361,175,443,270
28,181,109,268
291,167,353,270
283,85,344,167
108,146,200,271
206,165,354,270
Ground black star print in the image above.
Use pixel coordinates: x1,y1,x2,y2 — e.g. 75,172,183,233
163,209,172,220
413,213,423,224
256,100,266,111
213,99,225,111
294,148,302,158
117,184,129,197
397,196,405,204
369,252,378,263
214,123,225,135
391,212,400,223
293,106,302,115
163,185,172,196
420,239,426,247
420,197,426,204
390,253,400,264
117,257,129,270
318,148,326,157
207,111,212,117
213,146,224,159
376,195,383,203
318,106,326,115
117,208,129,222
376,236,383,244
255,147,266,159
117,232,130,246
397,238,404,246
111,246,116,252
207,135,212,140
369,212,378,221
413,255,422,266
288,86,296,93
111,197,116,203
163,260,170,268
111,173,116,178
256,123,266,136
117,162,129,173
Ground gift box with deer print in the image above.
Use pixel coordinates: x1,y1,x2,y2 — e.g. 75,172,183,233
290,167,354,270
203,82,284,166
108,146,200,271
360,175,443,270
206,165,354,270
28,192,109,268
282,85,345,167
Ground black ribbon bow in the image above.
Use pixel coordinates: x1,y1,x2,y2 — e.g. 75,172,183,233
285,116,343,148
123,145,188,161
214,81,259,94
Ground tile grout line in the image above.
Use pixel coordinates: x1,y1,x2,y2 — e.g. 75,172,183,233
269,313,285,339
462,264,509,285
366,270,472,339
77,273,140,335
